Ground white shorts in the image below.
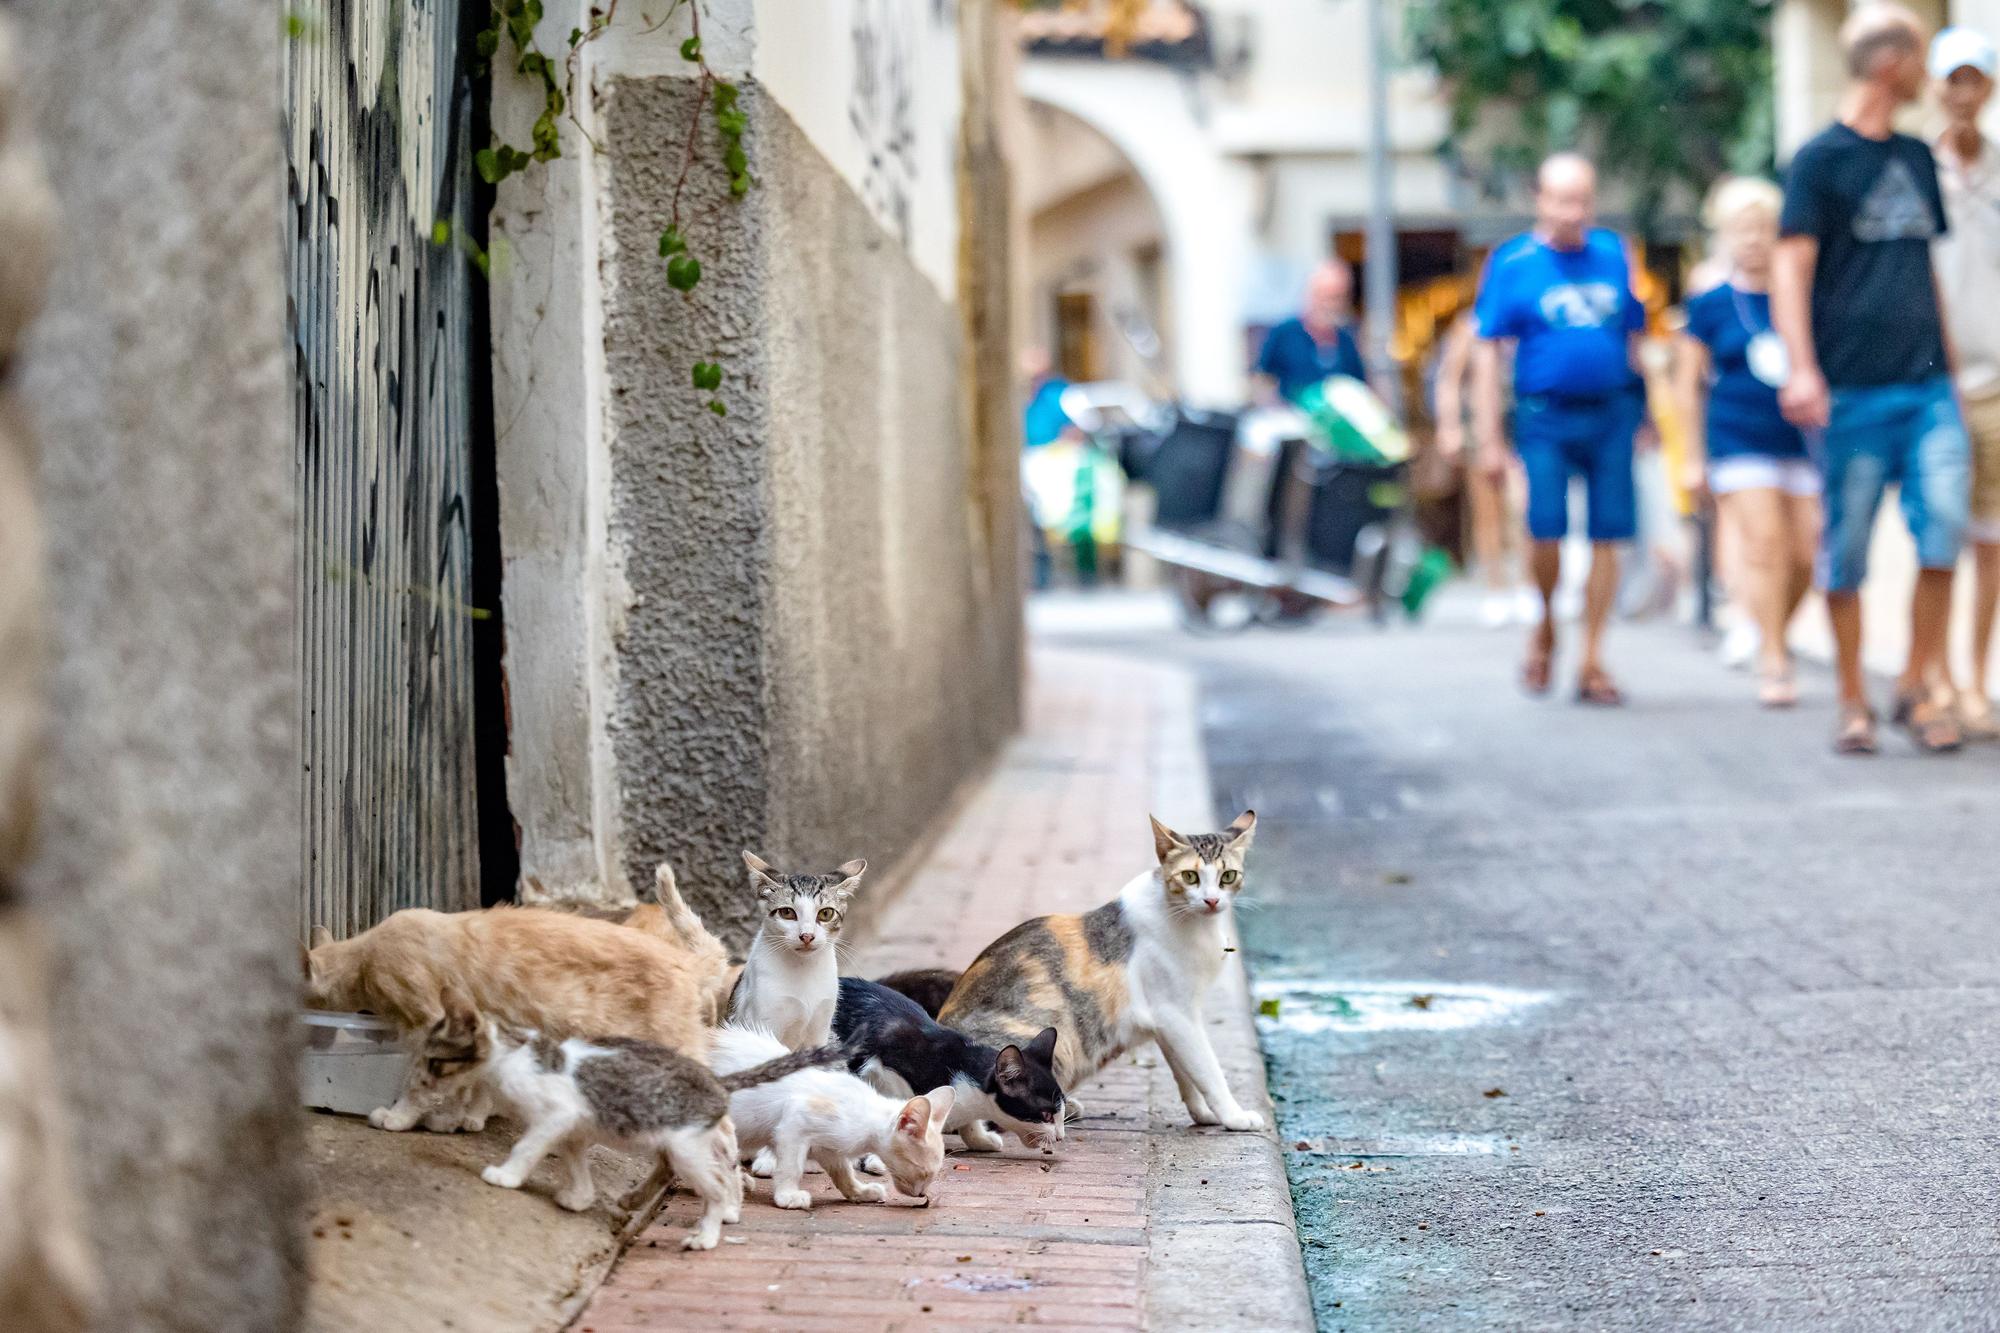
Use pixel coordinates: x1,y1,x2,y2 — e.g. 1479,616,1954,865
1709,455,1821,498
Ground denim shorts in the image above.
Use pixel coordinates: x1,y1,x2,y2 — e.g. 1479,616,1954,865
1513,392,1640,542
1818,376,1971,593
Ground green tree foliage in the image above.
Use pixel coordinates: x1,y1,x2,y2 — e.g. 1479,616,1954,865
1406,0,1777,234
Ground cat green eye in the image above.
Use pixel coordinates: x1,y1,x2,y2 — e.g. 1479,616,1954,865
816,907,837,924
1220,869,1239,885
1180,870,1200,886
775,906,797,921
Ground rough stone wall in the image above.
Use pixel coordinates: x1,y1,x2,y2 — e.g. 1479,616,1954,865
17,0,307,1326
598,71,1022,945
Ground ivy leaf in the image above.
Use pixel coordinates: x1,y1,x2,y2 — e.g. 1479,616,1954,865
431,219,451,246
723,143,747,176
666,255,702,292
658,225,686,257
708,400,728,417
692,361,723,391
474,147,507,184
568,26,583,46
680,36,702,61
475,27,499,57
729,173,751,197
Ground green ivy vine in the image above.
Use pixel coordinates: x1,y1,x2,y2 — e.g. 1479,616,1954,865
465,0,748,414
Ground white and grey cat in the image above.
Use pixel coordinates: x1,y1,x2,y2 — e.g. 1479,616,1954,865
709,1024,953,1210
728,851,865,1049
411,999,843,1250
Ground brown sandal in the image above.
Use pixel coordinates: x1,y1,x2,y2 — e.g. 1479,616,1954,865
1892,691,1962,754
1575,667,1624,707
1834,704,1878,756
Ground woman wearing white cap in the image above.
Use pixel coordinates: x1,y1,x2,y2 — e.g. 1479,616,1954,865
1932,25,2000,738
1676,178,1821,707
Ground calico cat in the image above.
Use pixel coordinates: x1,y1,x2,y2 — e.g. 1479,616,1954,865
726,852,865,1049
709,1024,953,1209
302,863,729,1132
874,967,961,1019
939,811,1265,1133
411,1000,844,1250
835,976,1067,1152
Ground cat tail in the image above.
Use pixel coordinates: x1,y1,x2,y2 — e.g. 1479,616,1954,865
715,1042,850,1093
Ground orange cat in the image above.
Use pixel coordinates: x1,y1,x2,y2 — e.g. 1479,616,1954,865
303,864,729,1131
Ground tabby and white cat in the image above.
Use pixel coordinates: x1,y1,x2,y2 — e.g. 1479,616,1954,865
939,811,1265,1134
727,852,865,1049
411,1001,843,1250
709,1024,953,1210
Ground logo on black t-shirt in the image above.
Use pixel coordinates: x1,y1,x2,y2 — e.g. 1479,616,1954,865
1853,158,1940,243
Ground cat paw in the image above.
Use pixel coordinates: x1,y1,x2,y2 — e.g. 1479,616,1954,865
958,1121,1004,1152
1185,1099,1220,1125
555,1187,595,1213
1219,1107,1266,1133
851,1182,888,1203
747,1148,776,1178
368,1105,421,1133
857,1154,886,1176
481,1165,526,1190
681,1226,721,1251
722,1204,742,1225
772,1188,813,1210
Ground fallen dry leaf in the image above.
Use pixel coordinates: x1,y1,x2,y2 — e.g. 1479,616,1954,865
1483,1088,1507,1098
1408,994,1435,1010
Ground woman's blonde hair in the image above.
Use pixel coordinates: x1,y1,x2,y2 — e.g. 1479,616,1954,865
1703,176,1783,232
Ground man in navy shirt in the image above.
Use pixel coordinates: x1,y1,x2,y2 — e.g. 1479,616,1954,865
1774,2,1970,755
1254,260,1368,403
1473,152,1648,705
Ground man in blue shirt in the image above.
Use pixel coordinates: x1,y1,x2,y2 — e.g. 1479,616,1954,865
1473,152,1648,705
1254,261,1369,403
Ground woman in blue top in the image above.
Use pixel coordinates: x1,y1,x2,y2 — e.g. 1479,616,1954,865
1676,178,1822,708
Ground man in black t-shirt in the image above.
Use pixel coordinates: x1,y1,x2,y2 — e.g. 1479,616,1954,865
1774,2,1973,755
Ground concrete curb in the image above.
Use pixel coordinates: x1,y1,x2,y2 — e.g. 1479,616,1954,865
1141,663,1315,1333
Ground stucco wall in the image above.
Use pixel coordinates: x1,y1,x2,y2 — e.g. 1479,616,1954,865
595,75,1020,944
16,0,306,1326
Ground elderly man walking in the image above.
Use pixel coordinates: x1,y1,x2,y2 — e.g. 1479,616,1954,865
1473,152,1649,704
1774,2,1970,754
1254,260,1369,404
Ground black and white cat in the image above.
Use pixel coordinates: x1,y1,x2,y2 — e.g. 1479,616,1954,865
835,976,1068,1152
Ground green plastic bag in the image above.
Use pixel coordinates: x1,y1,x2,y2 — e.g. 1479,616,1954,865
1293,374,1410,464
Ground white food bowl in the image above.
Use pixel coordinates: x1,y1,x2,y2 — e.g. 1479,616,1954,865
300,1010,409,1116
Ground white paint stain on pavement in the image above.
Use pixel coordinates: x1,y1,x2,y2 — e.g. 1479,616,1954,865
1252,980,1554,1035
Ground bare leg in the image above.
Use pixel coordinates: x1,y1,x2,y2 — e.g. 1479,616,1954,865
1579,541,1621,680
1468,467,1509,590
1721,489,1793,700
1971,541,2000,702
1828,590,1867,709
1782,493,1820,623
1901,567,1957,700
1523,538,1561,689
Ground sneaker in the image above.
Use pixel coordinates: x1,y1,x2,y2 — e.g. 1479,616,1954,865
1717,620,1759,671
1478,593,1512,629
1512,588,1543,626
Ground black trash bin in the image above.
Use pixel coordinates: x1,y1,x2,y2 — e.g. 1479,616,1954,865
1138,410,1239,530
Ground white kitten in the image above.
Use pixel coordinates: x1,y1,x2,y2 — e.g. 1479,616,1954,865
710,1024,953,1210
728,851,865,1049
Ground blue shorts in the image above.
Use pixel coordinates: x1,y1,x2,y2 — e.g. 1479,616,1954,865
1818,377,1970,593
1513,392,1640,542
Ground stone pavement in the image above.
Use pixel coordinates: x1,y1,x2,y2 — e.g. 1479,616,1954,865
1134,600,2000,1331
574,648,1310,1332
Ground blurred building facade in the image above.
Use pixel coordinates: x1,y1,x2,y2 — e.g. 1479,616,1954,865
1014,0,1524,409
1774,0,2000,155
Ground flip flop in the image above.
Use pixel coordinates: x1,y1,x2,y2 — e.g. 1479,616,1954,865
1575,667,1624,707
1834,704,1878,756
1957,695,2000,741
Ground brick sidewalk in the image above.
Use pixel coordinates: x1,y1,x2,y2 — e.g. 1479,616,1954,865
575,647,1307,1332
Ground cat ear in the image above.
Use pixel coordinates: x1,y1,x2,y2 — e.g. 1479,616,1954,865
926,1085,955,1127
896,1094,933,1138
1226,810,1258,847
297,941,315,983
830,858,867,905
1026,1026,1060,1067
309,925,334,948
992,1044,1027,1090
743,851,781,897
1149,815,1189,863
